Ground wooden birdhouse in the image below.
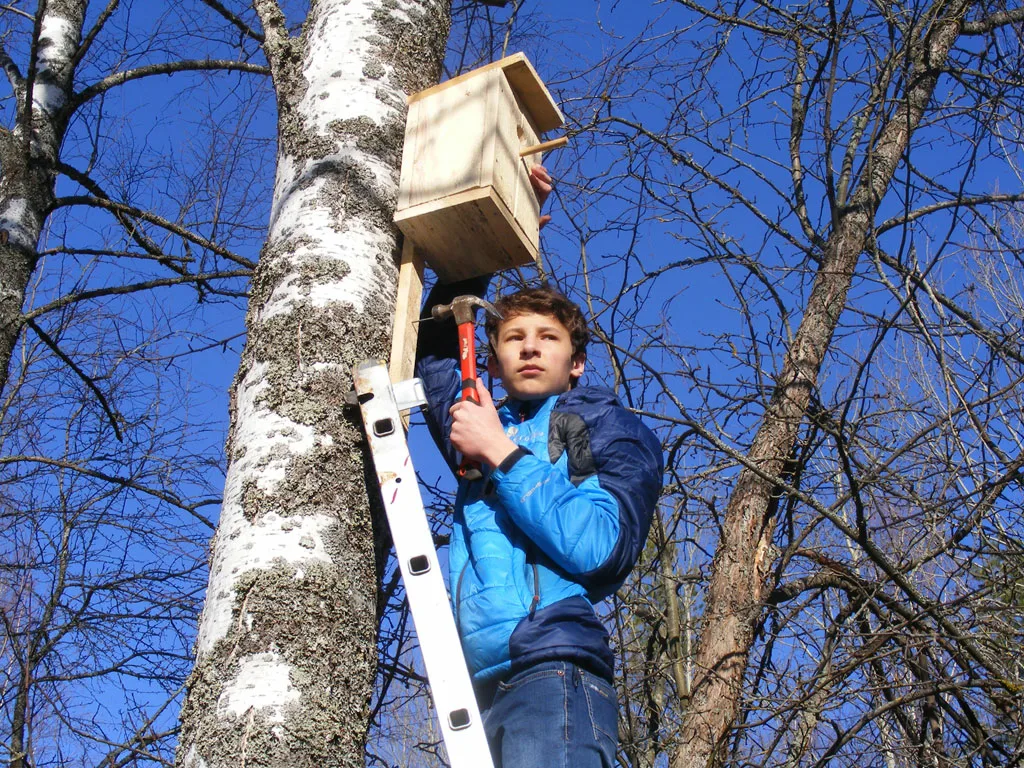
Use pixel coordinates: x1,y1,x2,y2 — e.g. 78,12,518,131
393,53,565,283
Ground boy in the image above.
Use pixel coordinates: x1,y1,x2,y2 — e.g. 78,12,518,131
415,179,663,768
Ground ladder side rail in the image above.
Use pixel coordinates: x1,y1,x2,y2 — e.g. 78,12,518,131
354,361,495,768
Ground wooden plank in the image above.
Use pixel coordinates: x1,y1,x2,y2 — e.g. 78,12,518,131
402,72,490,211
396,98,421,212
406,52,563,133
501,55,563,132
511,89,540,243
490,71,519,225
478,68,501,194
407,52,526,105
394,188,537,283
389,239,426,386
395,186,494,226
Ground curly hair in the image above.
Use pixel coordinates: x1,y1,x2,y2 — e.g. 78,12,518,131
485,285,590,359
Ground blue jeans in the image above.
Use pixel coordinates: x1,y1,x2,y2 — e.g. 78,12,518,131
479,661,618,768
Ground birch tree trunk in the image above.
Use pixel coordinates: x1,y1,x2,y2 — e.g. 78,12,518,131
176,1,450,766
0,0,85,397
672,3,975,766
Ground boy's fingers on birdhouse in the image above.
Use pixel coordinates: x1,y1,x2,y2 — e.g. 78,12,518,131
539,214,552,229
529,164,553,206
530,164,552,189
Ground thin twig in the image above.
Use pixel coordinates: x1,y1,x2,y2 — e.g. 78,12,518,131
24,317,123,441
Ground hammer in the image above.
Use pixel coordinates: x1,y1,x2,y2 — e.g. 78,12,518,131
431,295,503,480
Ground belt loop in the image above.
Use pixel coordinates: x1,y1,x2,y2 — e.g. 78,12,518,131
572,664,581,688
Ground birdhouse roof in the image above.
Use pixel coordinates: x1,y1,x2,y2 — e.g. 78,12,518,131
407,52,564,133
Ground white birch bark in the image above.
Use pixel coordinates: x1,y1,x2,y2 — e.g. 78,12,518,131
0,0,86,397
176,2,450,766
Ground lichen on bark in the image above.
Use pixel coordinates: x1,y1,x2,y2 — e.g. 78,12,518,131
179,561,376,768
178,2,452,766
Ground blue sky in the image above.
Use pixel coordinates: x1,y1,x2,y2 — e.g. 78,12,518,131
7,1,1022,764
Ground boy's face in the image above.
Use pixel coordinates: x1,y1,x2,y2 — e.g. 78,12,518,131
487,312,585,401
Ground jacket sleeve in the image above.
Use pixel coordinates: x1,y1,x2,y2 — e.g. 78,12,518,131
489,401,663,596
414,274,492,475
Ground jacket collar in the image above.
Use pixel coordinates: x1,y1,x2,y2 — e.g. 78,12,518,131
498,392,559,424
497,385,623,423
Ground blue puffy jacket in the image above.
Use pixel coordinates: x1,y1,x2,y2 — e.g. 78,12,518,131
416,280,663,683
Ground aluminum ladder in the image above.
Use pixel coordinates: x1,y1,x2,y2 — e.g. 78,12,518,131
352,359,494,768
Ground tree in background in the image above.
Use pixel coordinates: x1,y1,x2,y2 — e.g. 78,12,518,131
0,2,469,764
1,1,265,764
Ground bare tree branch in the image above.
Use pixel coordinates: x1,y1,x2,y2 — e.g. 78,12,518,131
71,58,269,108
200,0,266,44
51,194,256,269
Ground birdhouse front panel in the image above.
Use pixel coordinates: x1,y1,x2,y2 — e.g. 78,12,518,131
397,68,497,213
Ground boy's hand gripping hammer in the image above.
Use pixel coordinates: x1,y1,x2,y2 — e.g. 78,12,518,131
431,295,503,481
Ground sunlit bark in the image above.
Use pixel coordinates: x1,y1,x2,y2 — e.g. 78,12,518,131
176,1,450,766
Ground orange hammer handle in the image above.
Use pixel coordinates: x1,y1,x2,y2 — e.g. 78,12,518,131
457,322,481,405
456,322,483,481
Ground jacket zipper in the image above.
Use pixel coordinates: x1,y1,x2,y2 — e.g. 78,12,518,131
454,563,468,635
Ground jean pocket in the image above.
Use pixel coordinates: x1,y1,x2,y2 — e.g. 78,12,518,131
582,672,618,744
497,662,566,692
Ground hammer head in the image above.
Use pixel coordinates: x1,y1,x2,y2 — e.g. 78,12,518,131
431,294,503,326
